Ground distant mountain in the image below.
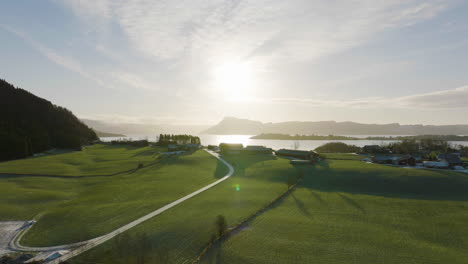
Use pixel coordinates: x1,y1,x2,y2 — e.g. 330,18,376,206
0,79,97,161
94,130,126,138
202,117,468,135
82,119,210,136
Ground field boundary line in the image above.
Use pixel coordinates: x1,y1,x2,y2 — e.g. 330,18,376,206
0,157,165,178
193,171,304,263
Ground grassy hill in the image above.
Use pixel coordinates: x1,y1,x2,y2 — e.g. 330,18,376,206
71,157,468,264
0,148,227,246
208,160,468,264
0,144,160,176
3,148,467,263
71,154,298,263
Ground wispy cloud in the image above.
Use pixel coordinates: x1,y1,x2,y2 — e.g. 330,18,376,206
59,0,453,63
271,85,468,109
1,24,161,92
0,24,109,87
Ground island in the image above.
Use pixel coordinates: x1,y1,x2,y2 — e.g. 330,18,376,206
250,133,360,140
251,133,468,141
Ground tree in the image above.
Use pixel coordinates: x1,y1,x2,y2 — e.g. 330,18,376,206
0,79,97,161
287,174,294,189
215,215,228,238
135,233,152,264
315,142,361,153
293,141,300,150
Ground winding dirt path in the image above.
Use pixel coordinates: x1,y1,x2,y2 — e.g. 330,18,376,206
8,150,234,264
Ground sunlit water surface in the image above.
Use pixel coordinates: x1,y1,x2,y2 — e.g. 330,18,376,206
100,134,468,151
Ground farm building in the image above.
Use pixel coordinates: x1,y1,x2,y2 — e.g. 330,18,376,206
207,145,219,151
290,160,312,165
243,145,273,155
438,153,463,167
372,155,420,166
168,144,181,151
363,145,386,154
423,160,449,169
219,143,244,154
275,149,318,160
168,144,200,152
184,144,201,151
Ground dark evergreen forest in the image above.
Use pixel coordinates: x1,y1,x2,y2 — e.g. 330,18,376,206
0,79,97,161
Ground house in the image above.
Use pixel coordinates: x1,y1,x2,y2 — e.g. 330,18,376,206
290,160,312,165
243,145,273,155
363,145,386,154
167,144,181,151
397,156,417,166
372,155,417,166
423,160,449,169
26,250,70,263
275,149,318,160
219,143,244,154
184,144,201,151
207,145,219,151
438,153,463,167
372,155,398,164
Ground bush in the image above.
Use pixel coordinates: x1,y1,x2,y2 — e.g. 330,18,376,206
110,140,149,147
315,142,361,153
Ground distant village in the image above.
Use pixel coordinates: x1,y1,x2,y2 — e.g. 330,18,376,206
361,145,465,170
109,134,467,172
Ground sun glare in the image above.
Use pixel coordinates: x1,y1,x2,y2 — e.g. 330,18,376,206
213,60,254,101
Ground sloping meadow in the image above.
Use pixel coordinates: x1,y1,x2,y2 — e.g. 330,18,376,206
0,148,226,247
214,160,468,264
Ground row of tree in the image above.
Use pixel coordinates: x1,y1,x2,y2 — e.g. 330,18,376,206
157,134,201,146
0,79,97,161
315,139,467,157
381,139,459,155
314,142,361,153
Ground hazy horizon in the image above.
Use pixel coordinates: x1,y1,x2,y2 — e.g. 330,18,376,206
84,116,468,128
1,1,468,126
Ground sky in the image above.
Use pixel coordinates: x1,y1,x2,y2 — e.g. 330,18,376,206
1,0,468,126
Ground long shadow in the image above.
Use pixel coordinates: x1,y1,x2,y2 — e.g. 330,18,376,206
214,159,230,179
309,190,326,205
204,243,224,264
217,154,277,178
264,160,468,201
0,159,163,179
337,193,366,213
291,192,313,219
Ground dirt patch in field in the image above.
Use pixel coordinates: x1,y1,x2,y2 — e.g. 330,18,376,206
0,221,27,256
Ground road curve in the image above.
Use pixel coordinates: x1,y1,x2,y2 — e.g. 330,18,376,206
9,150,234,263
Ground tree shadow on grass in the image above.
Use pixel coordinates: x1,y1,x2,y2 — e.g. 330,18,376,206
337,193,366,213
204,243,224,264
214,160,230,178
308,190,327,205
215,154,277,179
269,160,468,201
292,192,313,219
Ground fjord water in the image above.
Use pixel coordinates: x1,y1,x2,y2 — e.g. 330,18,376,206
101,134,468,151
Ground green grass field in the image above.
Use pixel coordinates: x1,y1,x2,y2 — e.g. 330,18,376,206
320,153,368,160
72,154,300,264
0,144,161,176
213,160,468,264
0,148,227,246
4,148,467,264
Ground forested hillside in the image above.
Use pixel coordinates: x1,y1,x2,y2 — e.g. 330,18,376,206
0,79,97,161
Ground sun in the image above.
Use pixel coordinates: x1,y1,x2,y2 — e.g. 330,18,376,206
213,60,254,101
